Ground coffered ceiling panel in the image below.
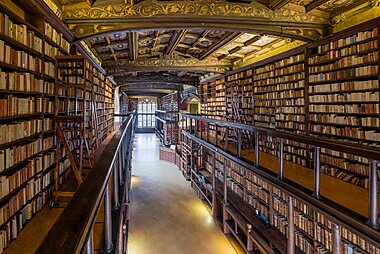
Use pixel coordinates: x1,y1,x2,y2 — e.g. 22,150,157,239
213,33,282,61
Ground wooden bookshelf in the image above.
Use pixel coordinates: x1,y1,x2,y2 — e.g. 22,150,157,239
307,26,380,189
156,93,180,145
0,2,71,251
199,77,227,120
198,19,380,190
158,91,179,112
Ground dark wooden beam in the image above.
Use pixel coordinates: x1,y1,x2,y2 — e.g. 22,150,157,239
165,30,187,55
120,83,183,90
198,32,241,60
305,0,330,12
128,31,139,61
269,0,292,10
86,0,97,6
108,65,229,74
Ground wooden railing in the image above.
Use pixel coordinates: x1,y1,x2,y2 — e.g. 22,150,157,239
36,112,137,254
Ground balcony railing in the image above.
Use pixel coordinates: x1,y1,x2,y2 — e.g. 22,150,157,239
36,112,137,254
181,113,380,250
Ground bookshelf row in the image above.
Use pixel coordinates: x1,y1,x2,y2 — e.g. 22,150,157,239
196,147,380,254
199,23,380,190
0,2,72,252
0,2,115,252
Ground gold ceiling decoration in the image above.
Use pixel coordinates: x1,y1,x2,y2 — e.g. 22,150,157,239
62,0,328,23
103,57,231,68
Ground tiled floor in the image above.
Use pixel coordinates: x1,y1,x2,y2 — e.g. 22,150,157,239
127,134,236,254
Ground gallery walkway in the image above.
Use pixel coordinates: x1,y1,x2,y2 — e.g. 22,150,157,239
127,134,236,254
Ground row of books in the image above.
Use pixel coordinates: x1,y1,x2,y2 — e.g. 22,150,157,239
309,80,378,93
309,104,379,114
311,125,380,141
0,42,42,72
321,154,370,177
309,114,379,127
0,156,43,198
246,179,270,203
0,13,42,54
276,90,304,99
0,119,42,145
317,28,378,53
0,72,44,93
44,61,54,77
310,41,378,65
0,188,52,253
294,212,314,237
295,231,314,254
275,54,304,68
44,42,61,59
246,194,269,218
309,92,379,103
44,22,70,53
0,96,43,117
255,64,275,74
309,65,378,82
309,52,378,74
1,139,42,172
276,114,305,122
226,69,252,81
276,122,305,131
275,63,304,76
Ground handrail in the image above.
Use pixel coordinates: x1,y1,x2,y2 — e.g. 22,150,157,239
37,112,137,254
181,113,380,160
181,113,379,234
182,130,380,245
155,109,179,113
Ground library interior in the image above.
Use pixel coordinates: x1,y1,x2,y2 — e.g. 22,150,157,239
0,0,379,253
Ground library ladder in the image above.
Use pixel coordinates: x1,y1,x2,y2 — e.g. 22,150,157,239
54,56,97,197
223,84,252,146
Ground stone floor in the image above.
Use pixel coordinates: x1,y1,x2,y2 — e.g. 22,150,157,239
127,134,236,254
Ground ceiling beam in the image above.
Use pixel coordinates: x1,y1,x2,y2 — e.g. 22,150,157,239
269,0,292,10
108,65,228,74
305,0,330,12
198,32,241,60
128,31,139,61
120,83,183,90
330,0,369,17
105,36,117,62
166,30,187,56
122,91,170,97
186,30,210,56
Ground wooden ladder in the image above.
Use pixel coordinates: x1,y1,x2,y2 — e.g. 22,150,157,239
223,83,252,146
53,56,96,199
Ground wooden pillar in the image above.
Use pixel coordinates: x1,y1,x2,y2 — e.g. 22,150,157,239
332,223,342,254
368,160,378,228
287,196,295,254
313,147,321,198
278,139,284,180
212,152,217,218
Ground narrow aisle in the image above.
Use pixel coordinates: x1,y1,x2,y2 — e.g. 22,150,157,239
128,134,236,254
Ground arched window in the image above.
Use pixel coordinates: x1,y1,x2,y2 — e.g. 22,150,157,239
137,98,157,129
